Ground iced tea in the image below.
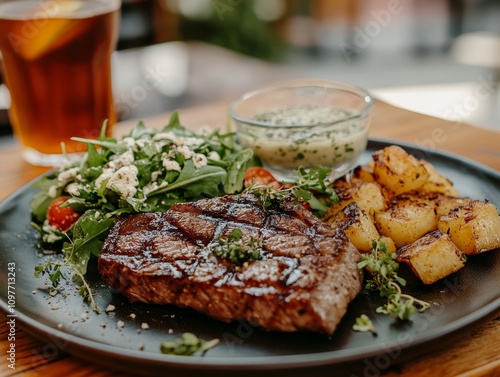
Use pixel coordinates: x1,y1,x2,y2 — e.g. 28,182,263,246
0,0,120,165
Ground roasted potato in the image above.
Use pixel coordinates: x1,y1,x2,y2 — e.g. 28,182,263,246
324,202,380,253
379,235,397,254
332,164,375,189
418,160,460,197
397,229,465,285
324,144,500,285
433,194,472,219
438,200,500,255
350,163,375,183
372,145,429,196
323,181,386,221
374,197,437,247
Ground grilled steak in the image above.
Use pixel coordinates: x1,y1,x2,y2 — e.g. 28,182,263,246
98,193,363,335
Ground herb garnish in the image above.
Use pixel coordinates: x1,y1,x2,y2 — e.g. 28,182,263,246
160,333,220,356
34,210,115,312
352,314,377,335
211,228,262,264
244,166,339,216
354,239,431,331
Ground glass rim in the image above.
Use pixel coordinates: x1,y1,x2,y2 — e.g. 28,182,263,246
229,80,374,129
0,0,122,19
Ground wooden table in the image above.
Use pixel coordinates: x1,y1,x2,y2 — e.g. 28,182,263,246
0,99,499,376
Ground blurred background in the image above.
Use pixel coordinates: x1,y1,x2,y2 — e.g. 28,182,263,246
1,0,500,140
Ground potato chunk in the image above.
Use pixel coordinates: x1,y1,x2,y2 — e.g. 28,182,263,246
374,197,437,247
323,182,386,221
324,202,380,253
379,236,397,254
438,200,500,255
350,164,375,183
372,145,429,196
433,195,472,218
418,160,460,197
397,229,465,284
332,164,375,189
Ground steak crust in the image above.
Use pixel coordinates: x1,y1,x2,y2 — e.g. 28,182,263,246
98,194,363,335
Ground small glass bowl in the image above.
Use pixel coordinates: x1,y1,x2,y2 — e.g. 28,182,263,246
229,80,374,180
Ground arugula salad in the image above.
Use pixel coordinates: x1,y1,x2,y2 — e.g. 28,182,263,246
30,112,255,309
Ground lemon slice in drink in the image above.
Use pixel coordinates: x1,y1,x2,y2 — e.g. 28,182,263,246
21,1,84,61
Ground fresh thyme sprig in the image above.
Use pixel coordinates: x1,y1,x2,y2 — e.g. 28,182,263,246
33,210,114,313
244,166,339,216
354,239,431,331
211,228,262,264
160,332,220,356
34,244,100,313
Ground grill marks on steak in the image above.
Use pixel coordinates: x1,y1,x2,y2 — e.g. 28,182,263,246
98,194,363,335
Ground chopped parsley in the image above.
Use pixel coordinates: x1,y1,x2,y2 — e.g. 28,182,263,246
211,228,262,265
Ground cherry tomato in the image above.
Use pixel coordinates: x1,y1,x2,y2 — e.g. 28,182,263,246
46,197,81,231
244,167,282,189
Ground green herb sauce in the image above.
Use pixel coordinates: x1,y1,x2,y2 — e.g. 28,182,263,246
240,105,368,172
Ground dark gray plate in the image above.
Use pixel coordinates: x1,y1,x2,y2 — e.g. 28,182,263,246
1,139,499,377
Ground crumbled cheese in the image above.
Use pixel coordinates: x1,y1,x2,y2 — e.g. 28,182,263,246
207,151,221,161
106,165,139,198
117,320,125,329
155,133,204,146
58,167,79,187
65,182,81,197
48,185,58,198
144,180,169,196
105,304,116,313
153,131,177,142
109,150,134,170
175,145,193,159
141,323,149,330
122,137,136,148
174,136,204,147
43,232,63,244
163,159,181,172
135,138,154,150
193,153,208,169
95,168,114,189
150,170,162,181
142,182,158,196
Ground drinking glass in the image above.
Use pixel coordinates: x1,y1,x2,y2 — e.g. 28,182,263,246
0,0,121,165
